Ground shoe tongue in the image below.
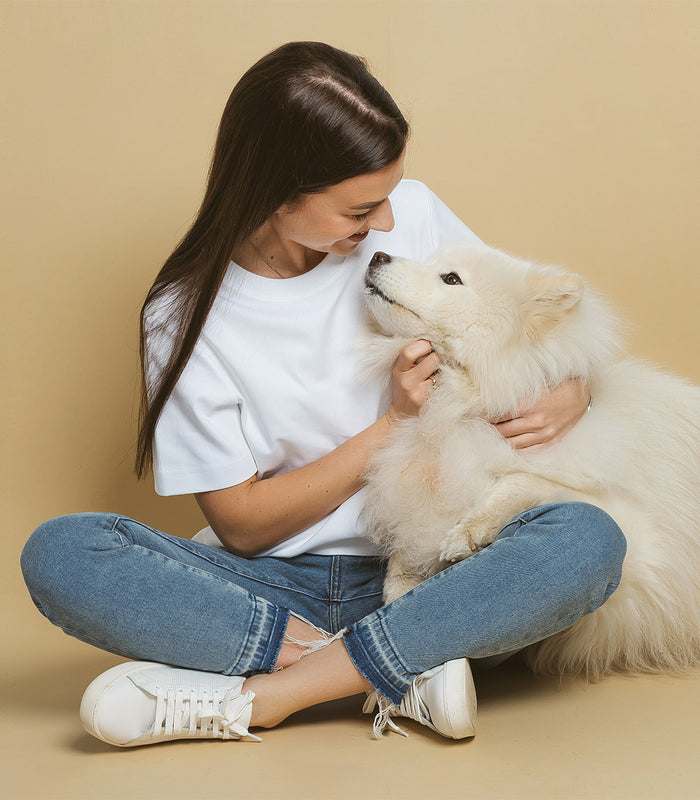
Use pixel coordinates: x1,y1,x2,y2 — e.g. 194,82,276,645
129,669,180,696
128,666,244,696
128,666,222,695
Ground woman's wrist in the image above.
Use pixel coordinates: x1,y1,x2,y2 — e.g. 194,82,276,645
381,407,403,429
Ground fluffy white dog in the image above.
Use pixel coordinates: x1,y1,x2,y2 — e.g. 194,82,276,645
362,241,700,677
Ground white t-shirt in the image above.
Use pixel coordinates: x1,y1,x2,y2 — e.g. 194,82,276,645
150,180,479,557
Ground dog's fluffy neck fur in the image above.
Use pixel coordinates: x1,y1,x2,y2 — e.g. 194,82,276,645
458,286,624,417
363,283,624,422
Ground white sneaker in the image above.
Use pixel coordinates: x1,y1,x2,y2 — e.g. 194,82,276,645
80,661,261,746
363,658,477,739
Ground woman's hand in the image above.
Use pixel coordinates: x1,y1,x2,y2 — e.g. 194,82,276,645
492,378,591,451
386,340,440,423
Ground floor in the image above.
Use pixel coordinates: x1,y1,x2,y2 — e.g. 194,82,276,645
4,593,700,800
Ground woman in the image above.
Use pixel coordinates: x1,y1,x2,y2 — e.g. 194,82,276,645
21,41,625,746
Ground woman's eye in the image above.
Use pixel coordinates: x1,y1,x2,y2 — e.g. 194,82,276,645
352,212,370,221
440,272,463,286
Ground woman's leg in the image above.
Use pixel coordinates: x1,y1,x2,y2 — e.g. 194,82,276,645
31,503,625,743
244,638,372,728
345,502,626,703
20,512,383,674
243,502,626,724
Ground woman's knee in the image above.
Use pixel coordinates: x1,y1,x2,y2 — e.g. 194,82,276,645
516,502,627,619
511,502,626,586
563,502,626,564
544,503,627,598
20,512,119,604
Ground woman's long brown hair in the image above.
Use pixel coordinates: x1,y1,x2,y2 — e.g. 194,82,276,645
135,42,409,477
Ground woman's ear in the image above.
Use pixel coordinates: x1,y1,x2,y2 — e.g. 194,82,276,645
275,194,306,216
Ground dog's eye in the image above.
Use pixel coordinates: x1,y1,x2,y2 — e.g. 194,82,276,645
440,272,463,286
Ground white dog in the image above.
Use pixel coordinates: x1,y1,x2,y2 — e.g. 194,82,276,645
361,241,700,677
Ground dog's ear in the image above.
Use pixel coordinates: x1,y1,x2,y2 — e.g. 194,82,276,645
523,271,584,339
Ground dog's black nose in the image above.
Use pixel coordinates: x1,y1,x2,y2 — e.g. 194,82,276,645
369,251,392,267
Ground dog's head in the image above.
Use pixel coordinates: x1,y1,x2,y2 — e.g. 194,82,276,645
364,241,621,410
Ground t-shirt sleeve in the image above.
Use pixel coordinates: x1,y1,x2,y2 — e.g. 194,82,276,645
424,184,483,251
150,331,257,496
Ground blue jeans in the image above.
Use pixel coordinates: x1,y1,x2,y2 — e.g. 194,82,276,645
21,503,625,705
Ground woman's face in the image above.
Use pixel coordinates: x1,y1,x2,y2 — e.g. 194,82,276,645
273,154,406,257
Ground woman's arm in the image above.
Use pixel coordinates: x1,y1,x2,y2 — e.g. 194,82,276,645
195,340,440,557
197,347,587,554
492,378,591,451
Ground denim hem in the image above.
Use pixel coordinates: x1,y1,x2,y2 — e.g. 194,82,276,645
226,601,289,675
344,616,414,705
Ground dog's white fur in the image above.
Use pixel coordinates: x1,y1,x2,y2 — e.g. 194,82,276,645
362,241,700,677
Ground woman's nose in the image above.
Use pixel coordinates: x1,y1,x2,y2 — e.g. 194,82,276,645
368,200,395,233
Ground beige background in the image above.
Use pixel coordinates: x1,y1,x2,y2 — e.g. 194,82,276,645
2,1,699,799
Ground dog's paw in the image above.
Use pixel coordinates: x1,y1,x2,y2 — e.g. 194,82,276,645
461,514,500,553
439,524,477,564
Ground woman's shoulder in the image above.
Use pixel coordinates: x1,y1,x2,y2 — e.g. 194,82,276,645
390,178,433,206
386,178,480,255
390,179,455,225
388,179,442,229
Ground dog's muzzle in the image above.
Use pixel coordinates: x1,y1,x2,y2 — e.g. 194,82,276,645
365,252,394,301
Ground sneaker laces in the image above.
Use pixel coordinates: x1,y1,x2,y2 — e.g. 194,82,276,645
363,674,438,739
397,679,435,731
362,692,409,739
152,686,261,742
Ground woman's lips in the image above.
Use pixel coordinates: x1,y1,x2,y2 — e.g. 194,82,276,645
348,230,369,243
